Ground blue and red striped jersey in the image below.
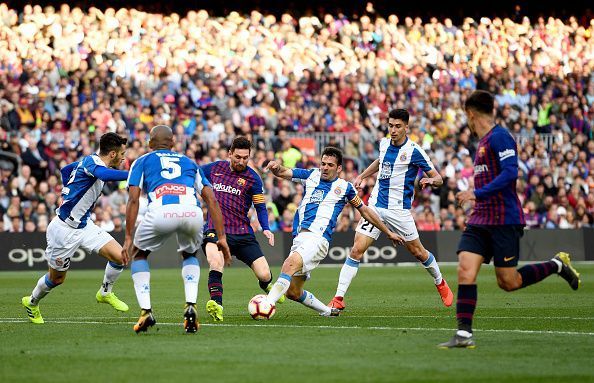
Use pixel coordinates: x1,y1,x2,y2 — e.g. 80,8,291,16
201,160,267,234
469,125,526,226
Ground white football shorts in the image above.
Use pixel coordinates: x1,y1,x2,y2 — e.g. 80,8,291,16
289,231,330,275
134,204,204,254
355,205,419,242
45,217,113,271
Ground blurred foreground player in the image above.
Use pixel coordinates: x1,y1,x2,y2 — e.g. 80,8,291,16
439,90,581,349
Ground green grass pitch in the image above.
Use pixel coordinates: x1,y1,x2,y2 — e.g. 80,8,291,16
1,264,593,383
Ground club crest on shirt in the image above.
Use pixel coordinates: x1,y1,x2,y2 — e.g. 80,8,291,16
334,187,342,195
237,178,246,186
478,147,486,157
399,152,407,162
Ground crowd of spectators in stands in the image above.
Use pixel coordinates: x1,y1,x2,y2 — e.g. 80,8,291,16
0,3,593,233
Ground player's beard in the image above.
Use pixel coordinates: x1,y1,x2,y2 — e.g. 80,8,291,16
232,163,246,172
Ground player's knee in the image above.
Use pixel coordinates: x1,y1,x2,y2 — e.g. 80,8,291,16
457,263,476,283
497,276,520,292
350,244,365,260
50,274,66,286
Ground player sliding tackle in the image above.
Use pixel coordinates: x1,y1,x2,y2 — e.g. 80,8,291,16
264,147,404,316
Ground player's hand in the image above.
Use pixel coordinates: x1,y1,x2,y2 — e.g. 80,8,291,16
387,232,405,246
456,190,476,205
353,175,364,190
263,230,275,246
419,177,435,189
121,237,132,266
217,237,232,266
265,160,280,174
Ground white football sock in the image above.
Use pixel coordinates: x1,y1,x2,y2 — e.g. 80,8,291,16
100,261,124,296
182,257,200,304
422,252,443,285
267,273,291,304
131,259,151,310
335,256,360,297
30,273,57,305
298,290,331,315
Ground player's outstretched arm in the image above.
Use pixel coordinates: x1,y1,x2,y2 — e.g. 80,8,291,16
355,159,380,187
419,169,444,189
122,185,141,265
201,186,232,265
357,204,405,246
265,160,293,180
92,166,129,182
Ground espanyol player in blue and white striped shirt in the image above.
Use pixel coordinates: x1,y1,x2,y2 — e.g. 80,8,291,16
328,109,453,312
264,147,404,316
123,125,230,334
21,133,130,324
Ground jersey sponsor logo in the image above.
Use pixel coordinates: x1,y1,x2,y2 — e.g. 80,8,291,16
474,164,489,174
309,189,325,203
163,210,198,218
237,178,246,186
213,182,241,195
379,161,392,179
499,149,515,161
155,184,187,198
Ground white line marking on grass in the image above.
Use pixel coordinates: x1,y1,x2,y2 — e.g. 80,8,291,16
1,319,593,336
353,315,594,320
2,314,594,320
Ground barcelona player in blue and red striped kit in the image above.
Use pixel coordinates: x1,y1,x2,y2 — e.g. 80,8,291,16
201,136,281,321
439,90,581,348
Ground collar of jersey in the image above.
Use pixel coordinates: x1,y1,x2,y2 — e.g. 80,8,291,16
390,136,408,148
320,175,338,183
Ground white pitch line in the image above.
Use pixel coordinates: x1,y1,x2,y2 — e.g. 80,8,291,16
1,314,593,320
1,319,592,336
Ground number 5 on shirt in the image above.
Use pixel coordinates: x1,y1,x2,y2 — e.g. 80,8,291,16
160,157,181,179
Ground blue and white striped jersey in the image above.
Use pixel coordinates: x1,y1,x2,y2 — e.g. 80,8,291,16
291,168,363,241
58,154,128,228
368,137,434,210
127,150,210,208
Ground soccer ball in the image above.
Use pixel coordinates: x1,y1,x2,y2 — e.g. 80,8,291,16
248,294,276,320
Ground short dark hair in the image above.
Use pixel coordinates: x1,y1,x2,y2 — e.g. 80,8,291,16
465,90,494,115
388,109,409,124
99,133,127,155
230,136,252,152
321,146,343,166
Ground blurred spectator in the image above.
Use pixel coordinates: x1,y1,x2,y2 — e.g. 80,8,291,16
0,5,592,233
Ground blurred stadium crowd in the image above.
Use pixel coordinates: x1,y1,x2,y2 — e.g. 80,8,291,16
1,3,594,233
